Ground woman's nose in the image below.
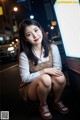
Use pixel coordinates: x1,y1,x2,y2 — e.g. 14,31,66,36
32,33,37,38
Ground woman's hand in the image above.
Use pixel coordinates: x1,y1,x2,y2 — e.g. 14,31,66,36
40,68,63,77
46,68,63,76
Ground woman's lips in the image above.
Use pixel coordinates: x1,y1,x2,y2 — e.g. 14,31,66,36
34,37,40,42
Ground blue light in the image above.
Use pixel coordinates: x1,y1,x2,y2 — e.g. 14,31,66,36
30,15,34,19
0,36,3,41
16,0,26,2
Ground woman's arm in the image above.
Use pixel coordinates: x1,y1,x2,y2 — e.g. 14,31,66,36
40,44,63,76
40,68,63,76
51,44,62,71
19,52,40,83
19,44,62,83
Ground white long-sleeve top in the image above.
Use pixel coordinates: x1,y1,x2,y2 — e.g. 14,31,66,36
19,44,62,83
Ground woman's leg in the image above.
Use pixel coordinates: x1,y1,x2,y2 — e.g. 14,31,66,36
28,74,52,119
51,73,66,103
51,73,69,114
28,73,52,105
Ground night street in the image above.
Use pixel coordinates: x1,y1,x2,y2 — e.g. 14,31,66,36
0,0,80,119
0,61,80,120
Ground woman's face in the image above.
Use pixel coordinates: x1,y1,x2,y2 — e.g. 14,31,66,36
24,25,43,45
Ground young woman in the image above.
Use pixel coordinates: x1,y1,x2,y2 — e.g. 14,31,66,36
18,19,69,120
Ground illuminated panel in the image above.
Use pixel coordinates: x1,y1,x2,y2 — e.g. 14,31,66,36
54,0,80,58
16,0,26,2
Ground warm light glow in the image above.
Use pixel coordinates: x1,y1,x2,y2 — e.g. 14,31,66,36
12,42,14,44
52,21,57,26
15,39,18,42
0,7,3,15
13,7,18,12
1,0,5,1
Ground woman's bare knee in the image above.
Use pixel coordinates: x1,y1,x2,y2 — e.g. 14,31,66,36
28,75,51,100
52,74,66,85
40,74,52,87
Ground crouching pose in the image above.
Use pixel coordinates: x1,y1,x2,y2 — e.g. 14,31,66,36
18,19,69,120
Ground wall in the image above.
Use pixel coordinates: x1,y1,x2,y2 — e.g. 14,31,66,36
67,58,80,98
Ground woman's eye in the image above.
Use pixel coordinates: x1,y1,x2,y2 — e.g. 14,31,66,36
35,29,38,32
27,34,31,37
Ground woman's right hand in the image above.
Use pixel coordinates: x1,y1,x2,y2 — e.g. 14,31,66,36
40,68,63,77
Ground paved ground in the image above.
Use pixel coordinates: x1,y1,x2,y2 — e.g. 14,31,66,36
1,65,80,120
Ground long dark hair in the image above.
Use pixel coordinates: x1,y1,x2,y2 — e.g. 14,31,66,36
19,19,50,65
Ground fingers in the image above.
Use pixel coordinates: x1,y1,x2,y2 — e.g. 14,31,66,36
46,68,63,77
52,68,63,77
56,69,63,75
